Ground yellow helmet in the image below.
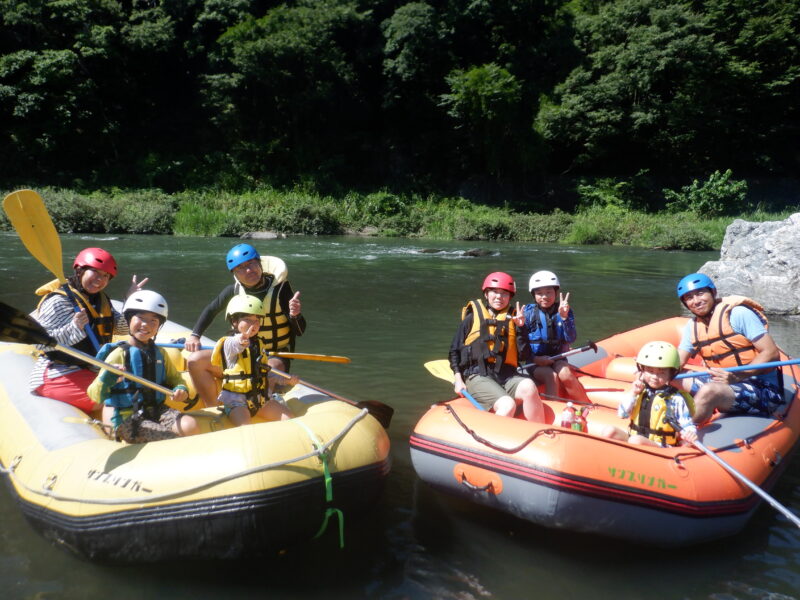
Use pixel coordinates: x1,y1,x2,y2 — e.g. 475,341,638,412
225,294,265,318
636,341,680,370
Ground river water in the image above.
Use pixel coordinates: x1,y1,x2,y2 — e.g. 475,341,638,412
1,233,798,600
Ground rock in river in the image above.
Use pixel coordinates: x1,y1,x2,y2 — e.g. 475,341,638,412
699,213,800,315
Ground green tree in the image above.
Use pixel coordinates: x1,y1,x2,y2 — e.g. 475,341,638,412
440,63,523,177
203,0,375,188
0,0,203,187
537,0,800,178
536,0,727,174
698,0,800,174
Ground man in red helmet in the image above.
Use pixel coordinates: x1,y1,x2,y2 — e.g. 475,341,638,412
29,247,147,414
448,272,544,422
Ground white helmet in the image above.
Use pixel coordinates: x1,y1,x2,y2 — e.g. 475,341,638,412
123,290,169,322
528,270,560,292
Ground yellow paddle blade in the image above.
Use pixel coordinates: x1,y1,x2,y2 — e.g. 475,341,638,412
424,359,455,383
3,189,66,283
270,352,350,364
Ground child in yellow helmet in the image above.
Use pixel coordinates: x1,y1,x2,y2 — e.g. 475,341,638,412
210,295,294,427
602,341,697,447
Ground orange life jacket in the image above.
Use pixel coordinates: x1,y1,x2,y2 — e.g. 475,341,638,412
458,298,518,376
690,295,768,368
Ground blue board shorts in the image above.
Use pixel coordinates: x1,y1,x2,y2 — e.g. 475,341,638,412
691,376,785,415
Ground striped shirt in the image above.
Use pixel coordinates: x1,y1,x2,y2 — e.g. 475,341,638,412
28,293,128,392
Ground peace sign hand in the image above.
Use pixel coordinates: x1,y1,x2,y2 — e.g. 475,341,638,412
512,301,526,327
558,292,571,318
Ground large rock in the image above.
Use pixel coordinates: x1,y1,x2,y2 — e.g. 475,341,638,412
700,213,800,315
240,231,286,240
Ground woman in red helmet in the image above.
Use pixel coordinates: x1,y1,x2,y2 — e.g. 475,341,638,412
29,247,147,415
448,272,544,422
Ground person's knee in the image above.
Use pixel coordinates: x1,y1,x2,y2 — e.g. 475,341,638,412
557,367,575,382
493,395,516,416
516,378,540,400
187,350,211,369
176,414,200,436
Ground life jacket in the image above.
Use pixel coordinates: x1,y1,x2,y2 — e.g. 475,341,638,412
35,279,115,365
458,298,518,377
690,296,768,368
524,303,562,356
628,386,695,447
211,335,267,415
96,341,166,427
232,256,292,353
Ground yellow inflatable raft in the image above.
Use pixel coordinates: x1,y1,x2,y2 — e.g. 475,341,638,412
0,336,391,563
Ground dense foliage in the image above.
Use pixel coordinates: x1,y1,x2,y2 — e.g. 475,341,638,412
1,0,798,209
0,185,790,251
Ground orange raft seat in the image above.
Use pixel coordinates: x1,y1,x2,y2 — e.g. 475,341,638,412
410,316,800,547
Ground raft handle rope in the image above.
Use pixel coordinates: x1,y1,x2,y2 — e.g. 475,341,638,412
445,404,552,454
0,409,368,506
296,420,345,548
444,403,723,460
459,472,494,493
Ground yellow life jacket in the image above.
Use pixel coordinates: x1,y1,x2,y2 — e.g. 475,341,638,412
35,279,115,363
232,257,292,353
628,386,696,447
690,295,768,368
458,298,518,376
211,336,266,397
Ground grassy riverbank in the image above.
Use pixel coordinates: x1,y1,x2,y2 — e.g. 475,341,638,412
0,187,792,250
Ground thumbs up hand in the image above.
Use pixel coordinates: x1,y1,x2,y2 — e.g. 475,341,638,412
289,291,301,317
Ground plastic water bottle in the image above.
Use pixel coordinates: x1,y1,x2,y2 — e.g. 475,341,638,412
573,406,588,432
560,402,576,428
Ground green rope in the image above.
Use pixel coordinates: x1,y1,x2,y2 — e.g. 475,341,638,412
296,420,345,548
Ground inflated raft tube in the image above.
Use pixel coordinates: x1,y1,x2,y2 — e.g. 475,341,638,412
0,340,390,563
411,317,800,546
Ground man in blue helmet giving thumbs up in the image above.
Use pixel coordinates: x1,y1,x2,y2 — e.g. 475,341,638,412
185,243,306,408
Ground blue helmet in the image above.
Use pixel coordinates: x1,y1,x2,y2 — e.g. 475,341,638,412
676,273,716,300
226,243,260,271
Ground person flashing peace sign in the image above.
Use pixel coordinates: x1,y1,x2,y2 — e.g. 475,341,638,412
448,272,544,422
521,270,590,405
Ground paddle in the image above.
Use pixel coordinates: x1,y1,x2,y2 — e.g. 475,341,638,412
0,301,185,411
517,340,598,372
666,418,800,529
422,360,486,410
269,366,394,429
156,341,351,364
675,358,800,380
2,189,101,351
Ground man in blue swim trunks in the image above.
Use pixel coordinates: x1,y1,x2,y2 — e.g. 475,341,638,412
675,273,785,424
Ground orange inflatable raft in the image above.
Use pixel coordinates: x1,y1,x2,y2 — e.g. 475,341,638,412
410,317,800,546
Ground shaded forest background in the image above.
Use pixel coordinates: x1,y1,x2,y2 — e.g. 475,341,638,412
1,0,798,213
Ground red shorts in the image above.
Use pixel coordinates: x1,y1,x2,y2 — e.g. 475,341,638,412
35,369,99,414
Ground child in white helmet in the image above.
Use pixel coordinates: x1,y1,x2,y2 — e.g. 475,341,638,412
210,295,294,427
87,290,199,443
602,341,697,447
521,270,590,405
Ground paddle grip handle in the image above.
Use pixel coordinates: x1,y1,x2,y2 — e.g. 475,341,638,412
675,358,800,380
460,389,486,411
158,342,213,350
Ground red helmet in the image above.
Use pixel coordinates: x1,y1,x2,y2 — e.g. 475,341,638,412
482,272,516,295
73,247,118,278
